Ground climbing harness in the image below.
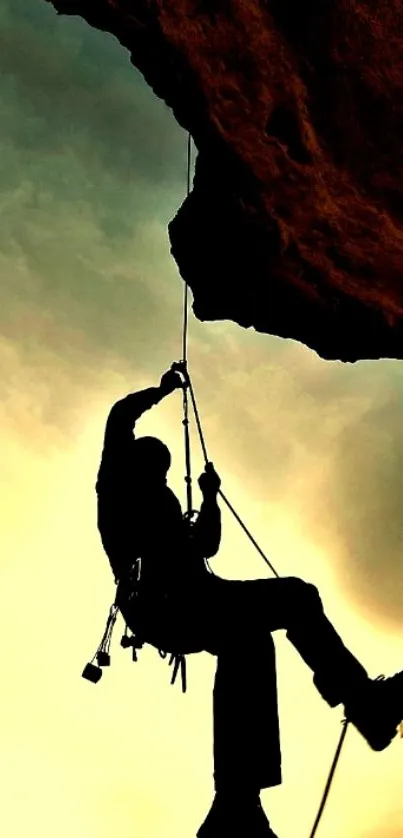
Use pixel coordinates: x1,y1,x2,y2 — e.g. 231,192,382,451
82,131,350,837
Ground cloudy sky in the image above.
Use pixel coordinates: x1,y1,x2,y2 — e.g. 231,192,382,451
1,2,402,837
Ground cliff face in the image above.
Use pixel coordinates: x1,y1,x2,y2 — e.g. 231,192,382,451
46,0,403,361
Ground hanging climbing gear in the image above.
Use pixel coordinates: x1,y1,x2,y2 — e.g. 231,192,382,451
82,131,350,837
82,558,144,683
82,600,119,684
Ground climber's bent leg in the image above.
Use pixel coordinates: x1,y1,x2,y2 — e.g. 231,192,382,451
205,575,368,710
272,577,368,707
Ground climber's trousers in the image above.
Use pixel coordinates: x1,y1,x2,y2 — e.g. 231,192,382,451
120,574,368,793
199,575,368,792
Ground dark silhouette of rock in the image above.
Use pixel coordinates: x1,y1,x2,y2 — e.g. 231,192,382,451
45,0,403,361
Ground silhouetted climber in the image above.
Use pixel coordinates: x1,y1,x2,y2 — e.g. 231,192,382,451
96,367,221,591
96,368,403,838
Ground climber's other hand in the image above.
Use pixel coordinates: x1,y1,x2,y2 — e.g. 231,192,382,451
198,462,221,496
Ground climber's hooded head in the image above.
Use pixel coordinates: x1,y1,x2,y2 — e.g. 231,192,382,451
134,435,171,483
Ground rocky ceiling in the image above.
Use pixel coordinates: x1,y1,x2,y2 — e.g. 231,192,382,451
45,0,403,361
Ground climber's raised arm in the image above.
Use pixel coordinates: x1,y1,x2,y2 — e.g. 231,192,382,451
192,463,222,559
96,367,182,488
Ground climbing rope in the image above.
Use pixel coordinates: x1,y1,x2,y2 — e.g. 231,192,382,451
178,134,279,577
180,133,193,519
188,375,280,578
182,381,193,518
308,718,349,838
180,133,349,838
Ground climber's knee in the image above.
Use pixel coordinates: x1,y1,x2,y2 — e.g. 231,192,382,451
282,577,323,620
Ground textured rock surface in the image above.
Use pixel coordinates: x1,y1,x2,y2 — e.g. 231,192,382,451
46,0,403,361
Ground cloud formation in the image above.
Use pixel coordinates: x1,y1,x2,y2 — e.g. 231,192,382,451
1,0,402,635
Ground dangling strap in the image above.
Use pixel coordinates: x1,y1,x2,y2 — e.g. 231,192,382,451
158,647,187,692
169,652,187,693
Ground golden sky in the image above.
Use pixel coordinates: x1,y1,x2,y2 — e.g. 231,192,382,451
1,3,402,837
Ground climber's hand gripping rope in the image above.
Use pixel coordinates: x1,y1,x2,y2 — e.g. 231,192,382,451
198,462,221,497
159,366,184,396
170,360,190,389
